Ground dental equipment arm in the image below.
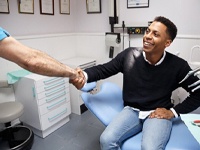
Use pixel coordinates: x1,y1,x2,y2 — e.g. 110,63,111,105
186,70,200,92
179,67,200,84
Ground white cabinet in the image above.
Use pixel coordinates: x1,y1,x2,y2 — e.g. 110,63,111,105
13,74,71,138
61,57,96,115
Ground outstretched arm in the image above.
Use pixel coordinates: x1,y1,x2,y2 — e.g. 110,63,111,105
0,36,77,79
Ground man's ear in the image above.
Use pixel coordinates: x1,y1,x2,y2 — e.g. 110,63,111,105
165,39,172,48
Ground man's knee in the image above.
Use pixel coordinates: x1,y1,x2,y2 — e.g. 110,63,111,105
100,132,110,147
100,132,120,150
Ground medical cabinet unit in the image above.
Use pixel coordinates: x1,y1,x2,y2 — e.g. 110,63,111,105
13,74,71,138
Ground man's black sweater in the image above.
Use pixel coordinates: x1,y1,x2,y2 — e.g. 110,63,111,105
85,47,200,114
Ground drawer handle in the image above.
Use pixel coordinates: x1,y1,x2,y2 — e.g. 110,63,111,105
48,108,68,122
45,86,66,97
43,77,62,85
44,80,65,91
46,91,66,102
47,98,67,110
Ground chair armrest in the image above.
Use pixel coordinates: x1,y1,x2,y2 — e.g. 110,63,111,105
81,82,97,92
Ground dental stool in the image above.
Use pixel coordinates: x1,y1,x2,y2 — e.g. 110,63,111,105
81,82,200,150
0,101,34,150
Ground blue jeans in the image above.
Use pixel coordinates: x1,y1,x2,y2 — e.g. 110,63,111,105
100,106,173,150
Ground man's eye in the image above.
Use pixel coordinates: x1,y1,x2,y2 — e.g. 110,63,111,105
154,33,159,37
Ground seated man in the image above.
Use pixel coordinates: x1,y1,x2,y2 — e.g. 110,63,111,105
70,16,200,150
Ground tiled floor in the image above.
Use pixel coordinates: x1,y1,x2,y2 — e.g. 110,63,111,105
31,111,105,150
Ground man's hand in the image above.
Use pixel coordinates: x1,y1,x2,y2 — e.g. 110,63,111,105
69,68,85,89
149,108,174,120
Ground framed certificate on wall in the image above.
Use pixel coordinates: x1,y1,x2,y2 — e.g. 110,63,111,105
18,0,34,14
0,0,9,14
40,0,54,15
60,0,70,14
86,0,101,14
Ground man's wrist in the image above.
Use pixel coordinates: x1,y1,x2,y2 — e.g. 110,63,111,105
83,71,88,82
170,108,179,118
68,69,76,79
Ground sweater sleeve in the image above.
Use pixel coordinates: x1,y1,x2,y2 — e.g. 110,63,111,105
174,62,200,114
84,49,127,82
174,88,200,114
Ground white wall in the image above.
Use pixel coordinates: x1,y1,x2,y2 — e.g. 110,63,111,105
0,0,76,36
75,0,110,33
1,0,200,35
119,0,200,35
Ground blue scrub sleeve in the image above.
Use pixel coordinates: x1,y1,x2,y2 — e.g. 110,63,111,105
0,27,10,41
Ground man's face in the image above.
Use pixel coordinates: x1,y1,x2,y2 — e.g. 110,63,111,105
143,21,171,55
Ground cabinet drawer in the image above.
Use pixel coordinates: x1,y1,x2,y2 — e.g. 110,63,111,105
39,95,70,115
40,103,71,130
35,78,69,94
36,85,69,101
35,77,68,88
38,90,69,106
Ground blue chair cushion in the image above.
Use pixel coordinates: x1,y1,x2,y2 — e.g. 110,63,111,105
81,82,97,92
122,118,200,150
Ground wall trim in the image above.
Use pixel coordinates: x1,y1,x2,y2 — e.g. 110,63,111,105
176,35,200,39
14,33,76,40
14,33,200,40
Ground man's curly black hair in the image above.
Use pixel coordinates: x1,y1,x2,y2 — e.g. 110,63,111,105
154,16,177,42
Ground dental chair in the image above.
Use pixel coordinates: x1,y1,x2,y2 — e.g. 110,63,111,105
0,101,34,150
81,82,200,150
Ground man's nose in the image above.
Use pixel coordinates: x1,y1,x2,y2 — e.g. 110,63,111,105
145,32,152,39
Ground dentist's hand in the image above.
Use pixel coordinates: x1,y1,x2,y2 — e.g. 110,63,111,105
69,68,80,79
69,68,85,90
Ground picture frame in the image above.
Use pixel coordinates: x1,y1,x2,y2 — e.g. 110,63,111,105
18,0,34,14
40,0,54,15
86,0,101,14
127,0,149,8
0,0,9,14
59,0,70,15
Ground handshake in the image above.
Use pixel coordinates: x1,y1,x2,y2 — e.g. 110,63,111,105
69,68,86,90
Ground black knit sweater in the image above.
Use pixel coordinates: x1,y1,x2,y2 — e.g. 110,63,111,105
85,47,200,114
